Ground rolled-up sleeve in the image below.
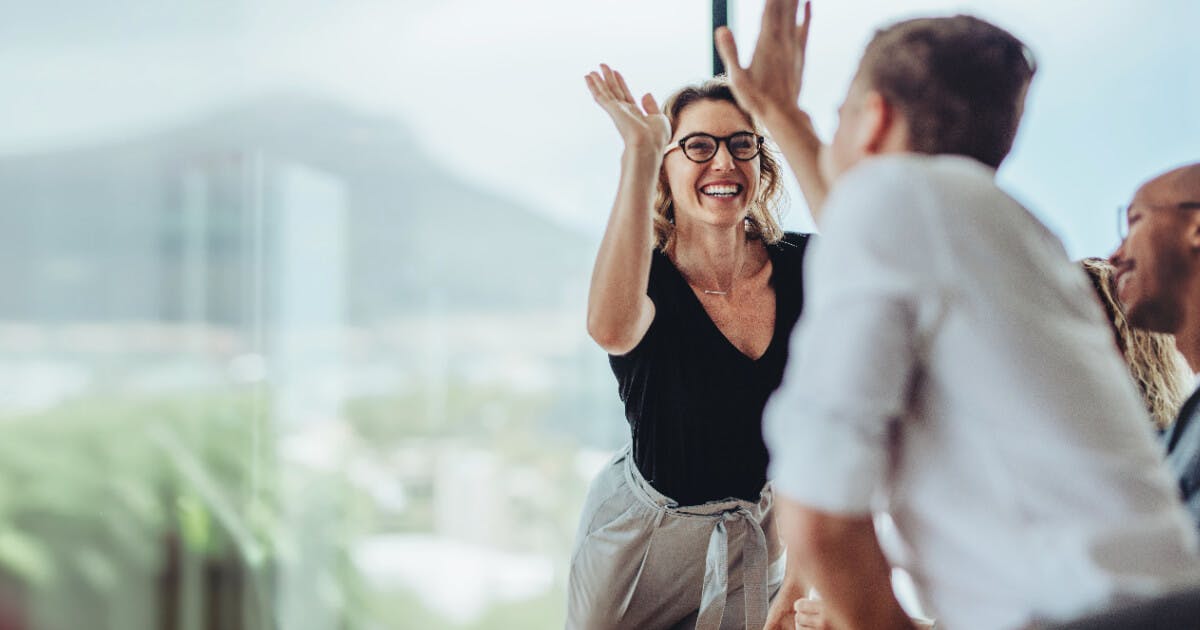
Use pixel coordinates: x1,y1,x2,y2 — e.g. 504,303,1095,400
764,159,940,514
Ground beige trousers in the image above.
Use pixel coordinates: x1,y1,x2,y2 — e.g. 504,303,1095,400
566,445,785,630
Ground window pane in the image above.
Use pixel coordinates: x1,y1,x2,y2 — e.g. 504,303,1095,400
0,2,706,629
9,1,1194,628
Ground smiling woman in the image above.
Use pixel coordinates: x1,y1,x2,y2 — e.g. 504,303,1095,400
5,2,1200,629
572,66,813,630
656,92,786,255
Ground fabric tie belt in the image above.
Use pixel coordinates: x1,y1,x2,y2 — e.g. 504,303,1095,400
695,506,770,629
620,446,778,630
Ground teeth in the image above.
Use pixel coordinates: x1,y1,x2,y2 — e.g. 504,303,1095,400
701,184,740,197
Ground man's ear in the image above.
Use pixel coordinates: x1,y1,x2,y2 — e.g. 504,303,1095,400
856,90,895,155
1186,212,1200,253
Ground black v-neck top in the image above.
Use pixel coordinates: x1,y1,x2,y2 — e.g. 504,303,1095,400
609,232,812,505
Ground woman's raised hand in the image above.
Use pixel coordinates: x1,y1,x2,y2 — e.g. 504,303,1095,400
585,64,671,156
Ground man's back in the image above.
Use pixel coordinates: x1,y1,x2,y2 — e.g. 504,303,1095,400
765,154,1199,630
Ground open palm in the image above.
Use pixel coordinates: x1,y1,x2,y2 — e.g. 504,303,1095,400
585,64,670,154
715,0,811,121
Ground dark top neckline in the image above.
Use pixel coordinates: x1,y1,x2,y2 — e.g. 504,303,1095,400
608,232,813,505
661,243,786,363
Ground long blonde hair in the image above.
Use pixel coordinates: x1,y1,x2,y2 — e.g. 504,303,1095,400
653,76,786,252
1081,257,1192,429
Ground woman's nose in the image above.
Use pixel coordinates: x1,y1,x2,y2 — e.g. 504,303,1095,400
709,142,736,169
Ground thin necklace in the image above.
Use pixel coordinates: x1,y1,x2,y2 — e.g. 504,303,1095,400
690,253,744,297
671,240,749,297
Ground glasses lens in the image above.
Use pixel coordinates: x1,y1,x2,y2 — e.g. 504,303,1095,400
729,133,759,160
683,136,717,161
1117,205,1129,240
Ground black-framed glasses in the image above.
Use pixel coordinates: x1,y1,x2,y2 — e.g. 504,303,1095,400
1117,201,1200,240
665,132,764,163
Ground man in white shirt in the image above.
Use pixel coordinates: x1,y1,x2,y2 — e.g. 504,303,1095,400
1111,164,1200,534
716,2,1200,629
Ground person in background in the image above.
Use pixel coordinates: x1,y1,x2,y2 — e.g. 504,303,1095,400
1079,257,1191,431
569,66,813,629
1111,163,1200,533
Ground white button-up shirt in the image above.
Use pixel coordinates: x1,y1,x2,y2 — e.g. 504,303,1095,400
765,154,1200,630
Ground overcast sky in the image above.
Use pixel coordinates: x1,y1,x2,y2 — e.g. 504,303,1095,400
4,0,1198,258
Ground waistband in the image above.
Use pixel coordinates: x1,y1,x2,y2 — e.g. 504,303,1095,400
616,444,777,630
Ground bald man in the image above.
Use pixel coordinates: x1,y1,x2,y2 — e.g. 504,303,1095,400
1111,163,1200,530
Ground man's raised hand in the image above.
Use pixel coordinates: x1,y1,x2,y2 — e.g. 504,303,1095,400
714,0,812,121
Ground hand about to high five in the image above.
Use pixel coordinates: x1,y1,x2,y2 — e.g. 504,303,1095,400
714,0,811,122
713,0,829,222
793,594,935,630
585,64,670,157
794,597,831,630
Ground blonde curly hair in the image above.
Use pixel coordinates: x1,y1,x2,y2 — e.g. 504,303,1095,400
653,76,786,252
1080,257,1192,430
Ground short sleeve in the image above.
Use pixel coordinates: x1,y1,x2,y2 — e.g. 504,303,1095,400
763,157,944,513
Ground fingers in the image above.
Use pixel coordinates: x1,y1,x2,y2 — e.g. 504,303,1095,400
600,64,633,105
793,597,825,630
794,598,822,614
641,93,661,116
613,69,637,104
600,63,617,86
584,72,602,100
764,598,795,630
763,0,800,42
587,65,637,107
785,0,802,42
794,1,811,84
714,26,742,74
796,0,811,50
585,71,615,103
762,0,783,40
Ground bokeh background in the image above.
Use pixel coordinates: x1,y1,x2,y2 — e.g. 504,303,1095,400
1,1,1197,627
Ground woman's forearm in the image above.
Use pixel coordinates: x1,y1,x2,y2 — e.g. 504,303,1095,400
586,147,660,354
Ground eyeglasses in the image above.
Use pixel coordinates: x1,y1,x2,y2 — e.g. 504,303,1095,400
1117,201,1200,240
664,132,764,163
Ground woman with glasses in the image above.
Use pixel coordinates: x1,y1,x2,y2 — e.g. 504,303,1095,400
567,65,812,630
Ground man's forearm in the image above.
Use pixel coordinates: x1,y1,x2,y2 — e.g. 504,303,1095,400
761,104,829,222
780,545,810,596
778,498,916,630
764,550,810,630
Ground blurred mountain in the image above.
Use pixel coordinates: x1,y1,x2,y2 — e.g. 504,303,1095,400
0,92,591,324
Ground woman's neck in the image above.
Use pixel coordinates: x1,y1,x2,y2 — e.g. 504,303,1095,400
669,220,754,294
